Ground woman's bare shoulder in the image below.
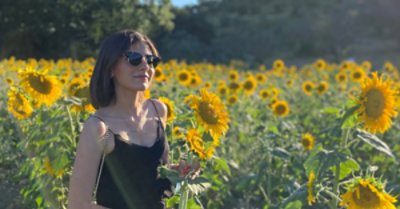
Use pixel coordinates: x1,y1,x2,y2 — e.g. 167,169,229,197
149,99,167,118
81,115,108,140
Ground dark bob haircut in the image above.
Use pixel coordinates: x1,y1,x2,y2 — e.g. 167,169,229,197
89,30,159,109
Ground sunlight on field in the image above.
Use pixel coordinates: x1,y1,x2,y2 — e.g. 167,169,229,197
1,57,399,209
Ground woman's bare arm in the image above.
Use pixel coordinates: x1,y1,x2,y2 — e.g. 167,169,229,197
68,117,110,209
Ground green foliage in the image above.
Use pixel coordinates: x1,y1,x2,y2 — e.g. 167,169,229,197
0,0,174,58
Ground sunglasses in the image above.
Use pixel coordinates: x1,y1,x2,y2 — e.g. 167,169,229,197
125,51,161,68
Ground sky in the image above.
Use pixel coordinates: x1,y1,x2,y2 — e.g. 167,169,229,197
171,0,198,7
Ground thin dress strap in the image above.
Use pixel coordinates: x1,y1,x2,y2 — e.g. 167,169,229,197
90,114,116,135
149,99,165,135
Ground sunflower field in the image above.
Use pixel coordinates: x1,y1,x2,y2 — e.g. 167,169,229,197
1,57,400,209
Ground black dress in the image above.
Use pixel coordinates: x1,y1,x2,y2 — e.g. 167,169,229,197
91,101,174,209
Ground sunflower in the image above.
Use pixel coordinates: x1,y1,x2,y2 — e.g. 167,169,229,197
340,178,397,209
302,80,314,96
273,59,285,70
186,129,213,160
270,87,280,97
351,67,366,83
255,73,267,84
7,88,33,120
307,170,316,206
154,67,165,82
383,62,395,73
158,97,176,123
189,75,202,87
316,81,329,95
272,100,290,117
204,81,212,89
177,69,191,86
314,59,327,70
336,71,348,83
218,85,229,96
301,133,315,151
228,81,241,93
286,79,293,87
361,61,372,71
184,88,230,139
44,157,64,178
172,126,184,139
242,75,257,96
19,68,62,106
355,72,397,133
228,70,239,81
259,89,270,100
227,95,238,105
5,78,14,86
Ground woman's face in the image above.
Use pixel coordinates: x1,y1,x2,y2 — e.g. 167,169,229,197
112,41,155,92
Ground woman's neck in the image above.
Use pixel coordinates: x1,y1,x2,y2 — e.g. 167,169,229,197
105,88,145,119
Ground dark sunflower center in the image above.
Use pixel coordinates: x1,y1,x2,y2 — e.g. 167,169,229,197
174,129,181,135
302,138,311,147
219,88,227,95
318,85,326,92
199,101,219,124
353,72,361,79
155,69,162,78
339,75,346,81
229,82,240,90
28,74,52,94
365,89,385,119
244,81,254,90
275,104,287,115
74,86,90,99
352,184,380,208
305,84,312,92
179,73,189,81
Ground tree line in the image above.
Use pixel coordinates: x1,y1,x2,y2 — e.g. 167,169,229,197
1,0,399,66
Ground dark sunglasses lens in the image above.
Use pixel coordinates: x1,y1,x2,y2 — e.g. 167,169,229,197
145,55,160,68
127,52,142,66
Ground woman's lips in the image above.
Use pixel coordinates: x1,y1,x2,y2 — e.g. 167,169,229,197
133,75,149,81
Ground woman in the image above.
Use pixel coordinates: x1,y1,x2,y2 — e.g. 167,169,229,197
68,30,173,209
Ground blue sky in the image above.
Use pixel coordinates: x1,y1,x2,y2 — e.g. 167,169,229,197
171,0,198,7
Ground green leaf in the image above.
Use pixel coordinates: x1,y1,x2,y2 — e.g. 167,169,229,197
272,147,291,160
340,105,360,129
284,200,303,209
158,166,180,185
166,195,180,208
341,113,358,129
214,157,231,176
330,158,360,180
355,129,394,157
35,196,43,206
187,177,211,195
187,198,202,209
303,144,325,176
279,185,307,208
322,107,340,115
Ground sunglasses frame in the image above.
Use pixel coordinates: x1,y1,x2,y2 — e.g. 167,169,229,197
124,51,161,68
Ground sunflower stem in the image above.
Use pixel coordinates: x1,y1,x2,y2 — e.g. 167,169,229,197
331,163,340,207
65,105,76,148
179,179,189,209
